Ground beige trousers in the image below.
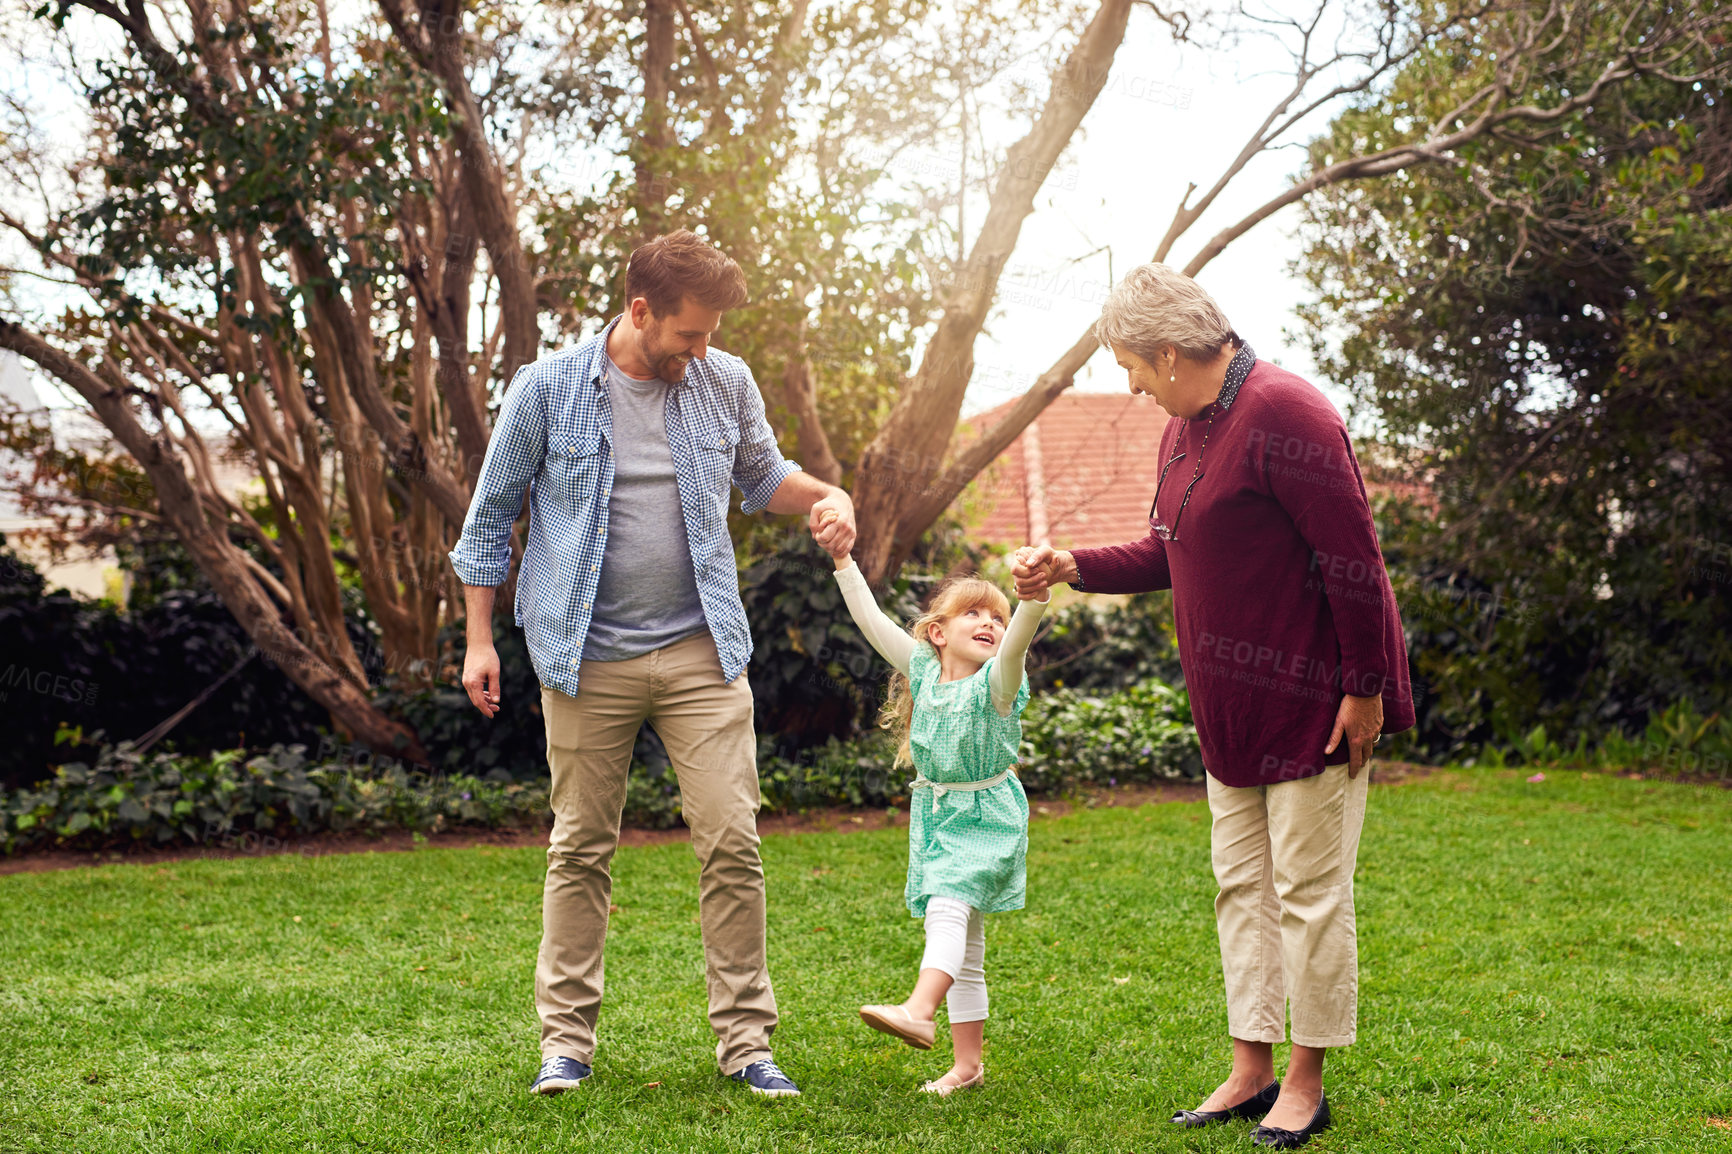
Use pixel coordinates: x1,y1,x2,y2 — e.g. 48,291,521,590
1206,761,1370,1049
535,630,776,1075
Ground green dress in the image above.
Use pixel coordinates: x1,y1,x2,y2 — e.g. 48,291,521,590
904,642,1031,917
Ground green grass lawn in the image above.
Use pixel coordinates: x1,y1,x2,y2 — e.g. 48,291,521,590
1,769,1729,1153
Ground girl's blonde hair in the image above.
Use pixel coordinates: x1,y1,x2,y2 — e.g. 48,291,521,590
879,575,1013,769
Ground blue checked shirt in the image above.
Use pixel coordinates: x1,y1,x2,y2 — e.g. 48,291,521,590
449,317,802,695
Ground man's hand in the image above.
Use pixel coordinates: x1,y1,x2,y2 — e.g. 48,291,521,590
1325,692,1384,778
462,583,503,718
764,471,856,557
463,643,502,718
810,489,856,559
1011,543,1077,600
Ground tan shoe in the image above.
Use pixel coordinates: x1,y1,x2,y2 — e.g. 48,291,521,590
921,1066,985,1096
858,1003,936,1050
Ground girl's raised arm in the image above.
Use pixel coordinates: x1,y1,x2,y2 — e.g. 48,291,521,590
989,590,1049,717
833,560,916,676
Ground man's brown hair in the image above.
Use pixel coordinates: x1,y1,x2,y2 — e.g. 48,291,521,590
624,229,749,317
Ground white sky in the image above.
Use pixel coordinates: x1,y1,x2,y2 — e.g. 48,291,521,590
956,9,1350,419
5,5,1353,423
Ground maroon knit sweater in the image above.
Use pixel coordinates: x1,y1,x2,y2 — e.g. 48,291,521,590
1070,359,1416,787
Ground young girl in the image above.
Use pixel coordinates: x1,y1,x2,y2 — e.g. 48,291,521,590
827,541,1048,1095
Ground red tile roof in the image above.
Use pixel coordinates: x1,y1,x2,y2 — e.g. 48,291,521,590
961,391,1173,550
959,390,1426,549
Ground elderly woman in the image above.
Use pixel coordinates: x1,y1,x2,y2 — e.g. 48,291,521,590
1013,263,1414,1149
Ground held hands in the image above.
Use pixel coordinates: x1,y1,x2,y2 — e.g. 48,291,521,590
1011,543,1075,600
810,490,856,564
822,513,853,570
1325,692,1384,778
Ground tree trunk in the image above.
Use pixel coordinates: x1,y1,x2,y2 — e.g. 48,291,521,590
635,0,679,239
416,5,541,382
0,318,431,763
867,0,1727,578
781,316,843,486
849,0,1133,583
290,237,473,528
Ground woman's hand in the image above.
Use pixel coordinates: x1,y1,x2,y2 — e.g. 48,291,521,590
1011,543,1076,600
1325,692,1384,778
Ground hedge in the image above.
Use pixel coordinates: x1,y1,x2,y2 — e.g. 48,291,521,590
2,678,1204,855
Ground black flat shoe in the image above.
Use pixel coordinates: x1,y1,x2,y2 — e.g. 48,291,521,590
1169,1080,1280,1128
1250,1091,1332,1149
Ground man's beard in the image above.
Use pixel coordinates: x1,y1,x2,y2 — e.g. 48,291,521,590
640,327,691,382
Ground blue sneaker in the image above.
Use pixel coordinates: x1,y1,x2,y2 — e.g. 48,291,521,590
530,1055,592,1095
728,1056,801,1098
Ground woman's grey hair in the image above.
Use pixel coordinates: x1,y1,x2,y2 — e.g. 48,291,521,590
1094,262,1239,365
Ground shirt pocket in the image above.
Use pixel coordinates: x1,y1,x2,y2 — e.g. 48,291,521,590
692,419,741,523
543,430,604,513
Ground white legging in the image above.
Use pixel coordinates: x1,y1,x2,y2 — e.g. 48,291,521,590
920,896,988,1023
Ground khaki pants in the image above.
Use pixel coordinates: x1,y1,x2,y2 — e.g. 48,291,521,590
535,631,776,1075
1206,762,1370,1049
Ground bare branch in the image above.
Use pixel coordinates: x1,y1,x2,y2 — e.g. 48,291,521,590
0,313,428,760
852,0,1137,580
887,0,1731,563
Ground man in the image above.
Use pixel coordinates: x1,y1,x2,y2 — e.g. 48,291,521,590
449,230,854,1098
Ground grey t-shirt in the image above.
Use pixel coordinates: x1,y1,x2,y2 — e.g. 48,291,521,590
581,355,710,662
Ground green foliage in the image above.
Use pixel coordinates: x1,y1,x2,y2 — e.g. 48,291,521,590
1017,679,1202,792
530,0,975,471
370,627,551,782
756,677,1205,815
0,741,548,856
756,730,904,812
739,531,923,751
0,542,332,791
71,10,445,303
1474,699,1732,781
1025,590,1183,694
3,676,1204,853
0,403,171,599
1297,26,1732,754
735,529,1188,752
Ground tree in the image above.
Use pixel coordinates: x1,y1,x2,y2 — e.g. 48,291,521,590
1294,35,1732,748
841,0,1732,582
0,1,506,758
0,0,1075,753
6,0,1722,761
